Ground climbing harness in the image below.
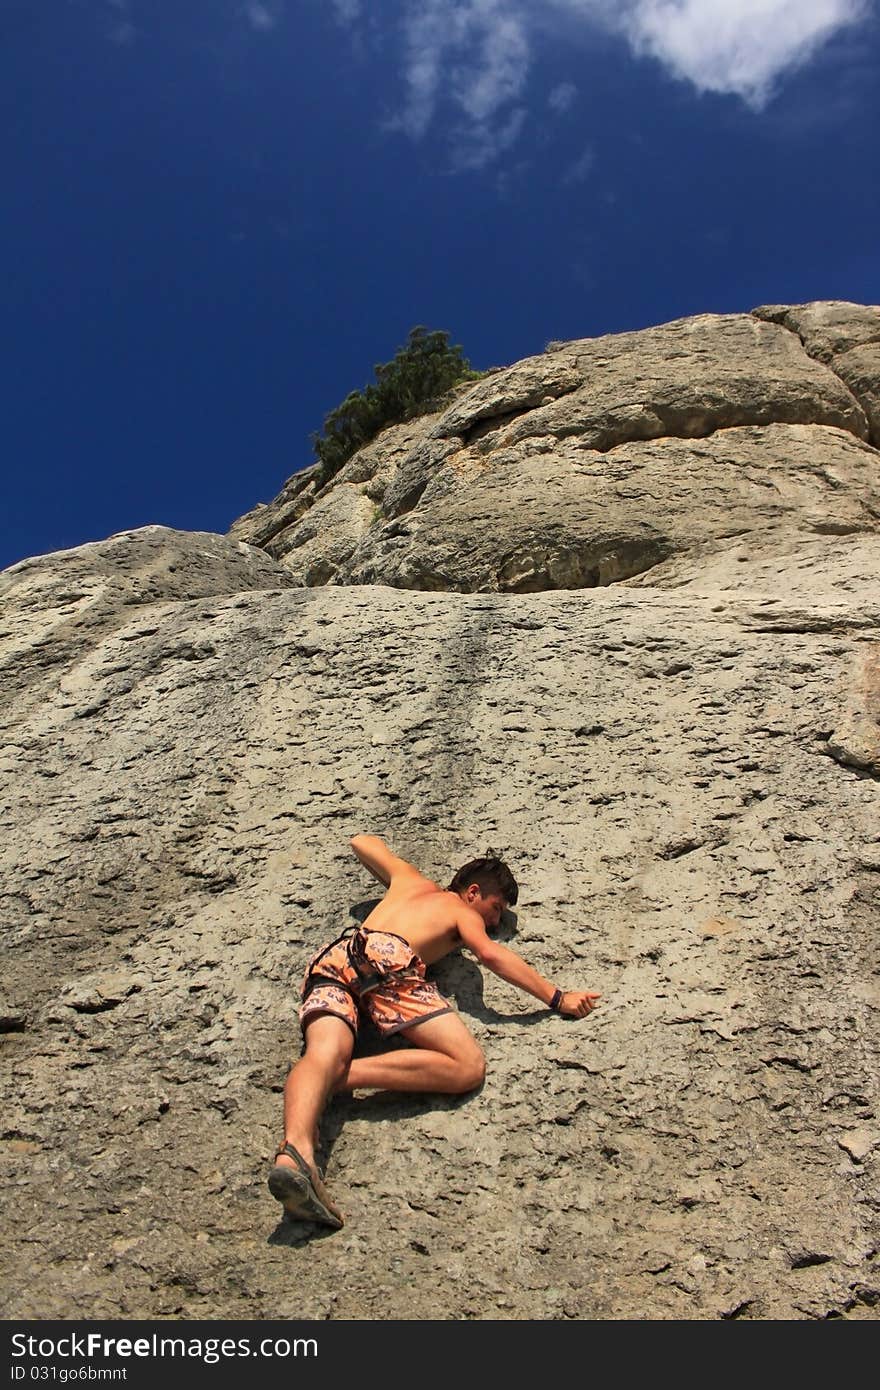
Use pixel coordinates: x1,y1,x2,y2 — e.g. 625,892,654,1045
301,924,416,1004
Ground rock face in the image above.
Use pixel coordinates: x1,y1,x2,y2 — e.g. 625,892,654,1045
230,303,880,594
2,302,880,1322
753,301,880,446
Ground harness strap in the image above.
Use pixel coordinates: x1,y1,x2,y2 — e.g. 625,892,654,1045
302,926,417,1001
346,927,387,994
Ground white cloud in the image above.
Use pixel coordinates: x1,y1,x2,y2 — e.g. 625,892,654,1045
390,0,531,161
331,0,363,21
554,0,871,106
104,0,135,45
331,0,874,170
450,6,530,124
548,81,578,114
449,106,528,172
243,1,283,32
562,145,595,183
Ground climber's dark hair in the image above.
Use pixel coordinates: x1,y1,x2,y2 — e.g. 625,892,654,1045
448,852,518,906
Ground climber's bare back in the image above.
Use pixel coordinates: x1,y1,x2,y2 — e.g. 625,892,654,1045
360,871,489,966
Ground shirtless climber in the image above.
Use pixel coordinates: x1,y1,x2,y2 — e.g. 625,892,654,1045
268,833,601,1228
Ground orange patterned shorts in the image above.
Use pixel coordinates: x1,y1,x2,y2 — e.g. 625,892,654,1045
299,928,453,1039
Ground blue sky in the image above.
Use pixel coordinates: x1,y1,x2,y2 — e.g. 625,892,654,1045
2,0,878,573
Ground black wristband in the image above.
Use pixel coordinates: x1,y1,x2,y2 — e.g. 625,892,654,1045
549,987,563,1012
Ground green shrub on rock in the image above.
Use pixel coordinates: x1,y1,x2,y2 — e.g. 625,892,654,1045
310,327,481,486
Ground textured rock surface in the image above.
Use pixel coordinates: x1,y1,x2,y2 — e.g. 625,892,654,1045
754,301,880,445
3,302,880,1321
2,526,879,1321
230,305,880,594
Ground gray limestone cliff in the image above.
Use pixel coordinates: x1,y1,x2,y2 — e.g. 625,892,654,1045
1,302,879,1321
230,302,880,595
